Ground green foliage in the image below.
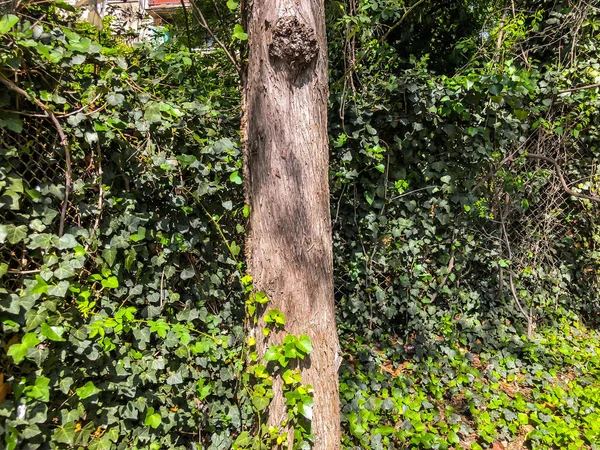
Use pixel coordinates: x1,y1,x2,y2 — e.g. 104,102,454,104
338,321,600,449
328,0,600,342
238,279,315,449
0,4,245,449
328,0,600,447
2,0,600,449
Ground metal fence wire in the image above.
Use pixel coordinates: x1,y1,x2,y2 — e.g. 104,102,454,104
0,96,97,290
0,115,62,274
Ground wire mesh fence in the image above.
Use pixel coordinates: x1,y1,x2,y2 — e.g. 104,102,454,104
1,115,62,272
0,97,102,288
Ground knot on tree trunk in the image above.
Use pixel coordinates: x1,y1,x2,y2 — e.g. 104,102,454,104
269,16,319,70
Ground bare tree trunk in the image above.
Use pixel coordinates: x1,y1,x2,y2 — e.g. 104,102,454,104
241,0,341,447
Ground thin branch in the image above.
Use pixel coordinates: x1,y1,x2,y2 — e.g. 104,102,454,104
179,0,198,82
508,270,533,338
85,140,104,251
208,0,228,34
389,185,436,201
0,74,72,237
560,83,600,94
189,2,242,76
429,248,455,304
160,267,165,309
335,0,426,85
333,183,348,226
56,91,102,118
527,153,600,203
7,269,41,275
499,201,533,338
470,133,538,194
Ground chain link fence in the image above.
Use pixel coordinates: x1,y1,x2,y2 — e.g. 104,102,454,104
0,93,101,288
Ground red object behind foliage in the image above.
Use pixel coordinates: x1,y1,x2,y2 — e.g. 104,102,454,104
147,0,188,7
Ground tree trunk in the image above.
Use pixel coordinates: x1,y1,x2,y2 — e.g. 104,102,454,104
241,0,341,447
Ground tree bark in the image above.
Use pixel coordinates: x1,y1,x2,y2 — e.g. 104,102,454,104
241,0,341,447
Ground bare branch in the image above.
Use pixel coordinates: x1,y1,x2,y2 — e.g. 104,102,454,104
189,2,242,77
499,199,533,338
527,153,600,203
7,269,41,275
560,83,600,94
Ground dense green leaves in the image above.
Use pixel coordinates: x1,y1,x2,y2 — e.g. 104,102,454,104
327,0,600,448
0,4,244,449
2,0,600,449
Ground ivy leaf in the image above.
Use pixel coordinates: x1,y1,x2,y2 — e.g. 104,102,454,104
1,224,28,244
41,323,66,341
144,102,162,123
76,381,99,399
101,276,119,288
177,154,196,166
70,54,86,65
226,0,238,10
373,426,395,436
25,376,51,402
124,248,137,272
230,241,241,256
59,377,74,394
144,407,161,429
166,371,183,385
299,400,313,420
264,345,280,361
54,264,76,280
229,171,243,184
107,92,125,106
488,84,503,96
180,267,195,280
232,431,251,448
514,109,528,120
0,14,19,34
296,334,313,354
232,24,248,41
31,275,49,294
254,291,269,304
53,422,76,444
57,234,78,249
284,344,298,359
85,131,98,144
129,227,146,242
102,247,117,267
251,393,271,411
28,233,57,250
282,369,301,384
197,379,211,400
149,319,169,338
8,333,40,363
47,281,70,297
264,309,285,326
5,427,18,450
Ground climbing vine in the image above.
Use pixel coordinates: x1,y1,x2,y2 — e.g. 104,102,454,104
2,1,600,449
